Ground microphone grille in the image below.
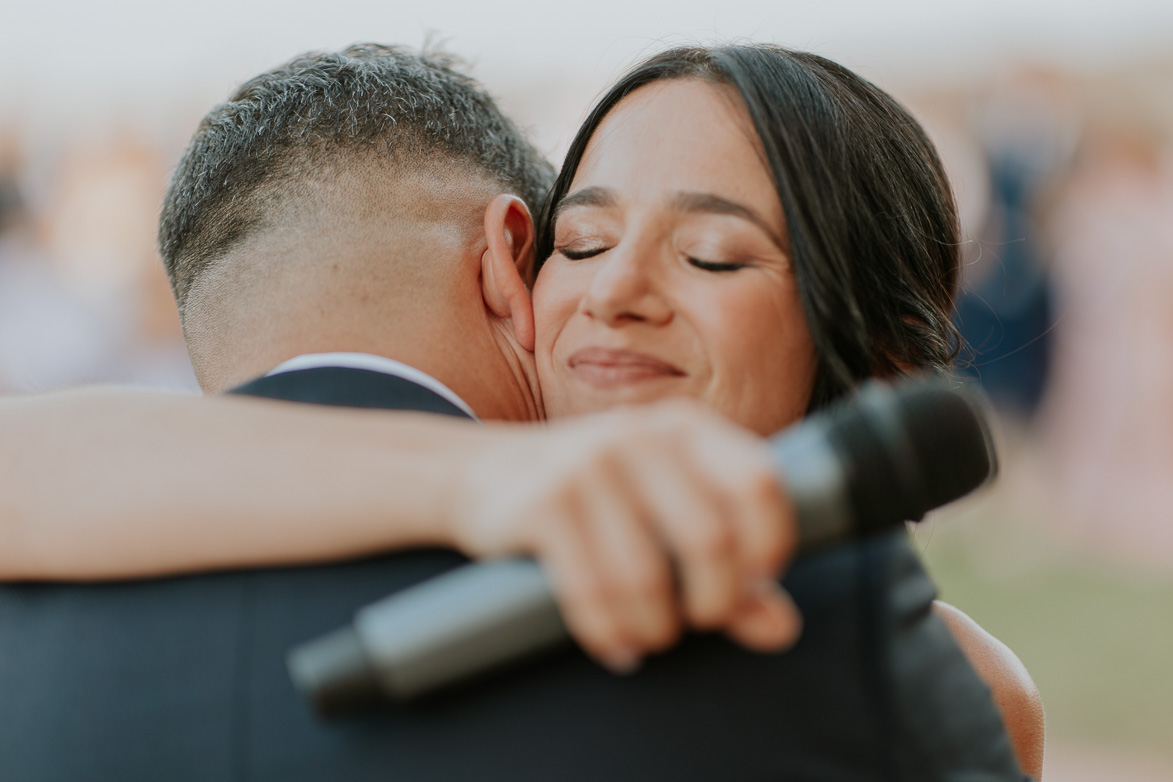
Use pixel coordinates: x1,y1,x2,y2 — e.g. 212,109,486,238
894,380,997,512
828,378,997,530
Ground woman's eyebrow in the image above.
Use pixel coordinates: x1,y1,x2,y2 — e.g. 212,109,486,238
669,192,785,247
553,187,617,222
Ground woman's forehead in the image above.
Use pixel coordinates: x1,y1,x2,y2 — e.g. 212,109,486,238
568,79,782,227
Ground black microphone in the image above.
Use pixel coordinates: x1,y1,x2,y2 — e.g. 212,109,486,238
287,377,996,713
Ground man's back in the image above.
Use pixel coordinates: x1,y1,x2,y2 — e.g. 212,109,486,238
0,365,1025,781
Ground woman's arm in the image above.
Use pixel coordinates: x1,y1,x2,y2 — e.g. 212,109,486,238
0,390,800,670
934,601,1046,780
0,387,469,580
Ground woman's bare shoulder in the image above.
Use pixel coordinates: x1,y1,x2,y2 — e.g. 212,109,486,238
933,600,1046,779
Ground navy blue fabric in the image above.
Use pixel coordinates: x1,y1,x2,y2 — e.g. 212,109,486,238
0,366,1026,780
233,368,471,418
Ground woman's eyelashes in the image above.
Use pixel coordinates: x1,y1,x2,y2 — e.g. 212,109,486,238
557,243,750,271
557,245,609,261
688,257,748,272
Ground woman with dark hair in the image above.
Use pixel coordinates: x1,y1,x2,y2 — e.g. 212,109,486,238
527,45,1042,775
2,43,1043,776
534,45,962,421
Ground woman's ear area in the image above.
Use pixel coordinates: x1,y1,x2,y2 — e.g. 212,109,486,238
481,194,537,351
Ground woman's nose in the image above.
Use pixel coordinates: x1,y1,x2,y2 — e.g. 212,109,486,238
580,247,673,326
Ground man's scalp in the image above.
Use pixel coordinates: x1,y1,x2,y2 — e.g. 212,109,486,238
158,43,554,318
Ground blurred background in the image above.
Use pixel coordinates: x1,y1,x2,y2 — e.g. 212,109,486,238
2,1,1170,778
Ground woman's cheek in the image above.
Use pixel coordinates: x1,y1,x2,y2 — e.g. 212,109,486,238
531,289,562,358
532,267,575,395
534,261,590,339
701,286,813,434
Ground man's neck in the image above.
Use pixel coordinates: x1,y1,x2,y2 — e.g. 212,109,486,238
358,313,542,423
186,213,542,421
215,301,542,423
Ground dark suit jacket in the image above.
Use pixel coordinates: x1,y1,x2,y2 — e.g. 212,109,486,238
0,366,1026,780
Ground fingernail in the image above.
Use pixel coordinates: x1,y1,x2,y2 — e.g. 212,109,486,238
602,649,642,675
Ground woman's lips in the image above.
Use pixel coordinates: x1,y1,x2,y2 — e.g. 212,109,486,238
567,347,685,388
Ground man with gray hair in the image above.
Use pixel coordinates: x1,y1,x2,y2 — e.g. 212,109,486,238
161,43,553,397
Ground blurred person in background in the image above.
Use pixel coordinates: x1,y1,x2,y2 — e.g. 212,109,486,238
1034,109,1173,563
40,137,199,390
0,132,197,392
6,44,1036,782
937,68,1173,568
0,131,114,391
953,68,1076,420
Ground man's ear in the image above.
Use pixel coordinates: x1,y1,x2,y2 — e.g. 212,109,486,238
481,194,536,352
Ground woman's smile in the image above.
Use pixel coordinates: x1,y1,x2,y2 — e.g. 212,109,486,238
566,347,686,389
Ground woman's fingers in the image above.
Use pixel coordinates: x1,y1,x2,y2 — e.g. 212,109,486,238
722,581,803,652
582,465,681,660
631,405,797,633
626,445,742,630
536,503,632,671
536,464,680,672
686,430,797,586
730,460,796,584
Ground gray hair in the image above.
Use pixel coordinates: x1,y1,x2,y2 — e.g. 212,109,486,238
159,43,555,315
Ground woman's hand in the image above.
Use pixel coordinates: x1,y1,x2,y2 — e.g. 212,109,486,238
448,399,802,672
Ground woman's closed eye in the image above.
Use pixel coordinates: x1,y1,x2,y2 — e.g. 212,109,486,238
688,257,749,272
557,245,610,261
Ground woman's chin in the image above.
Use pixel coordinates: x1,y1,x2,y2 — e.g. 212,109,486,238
549,377,696,417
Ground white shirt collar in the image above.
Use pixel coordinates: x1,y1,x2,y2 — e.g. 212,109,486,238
266,352,478,421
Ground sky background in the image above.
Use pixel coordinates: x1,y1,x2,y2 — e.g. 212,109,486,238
5,0,1173,157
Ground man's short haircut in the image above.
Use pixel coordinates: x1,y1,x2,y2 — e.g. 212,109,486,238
159,43,555,319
